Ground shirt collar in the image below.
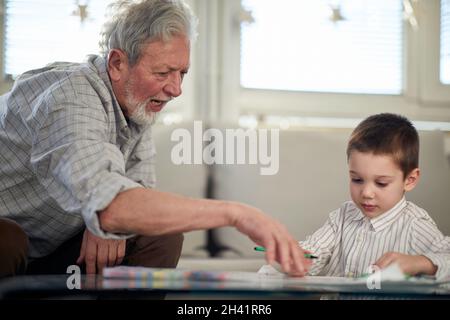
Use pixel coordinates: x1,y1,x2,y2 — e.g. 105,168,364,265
348,197,407,232
369,197,407,232
88,54,129,133
347,203,366,221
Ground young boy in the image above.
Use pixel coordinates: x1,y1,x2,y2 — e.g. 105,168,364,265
298,113,449,279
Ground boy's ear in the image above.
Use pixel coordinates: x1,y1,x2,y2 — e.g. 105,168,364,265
404,168,420,192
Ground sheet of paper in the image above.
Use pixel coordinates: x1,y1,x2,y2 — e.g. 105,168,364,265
256,263,449,294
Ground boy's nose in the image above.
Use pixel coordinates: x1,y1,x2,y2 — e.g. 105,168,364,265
361,185,374,198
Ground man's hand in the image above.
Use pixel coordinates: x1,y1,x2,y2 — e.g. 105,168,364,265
76,228,126,274
374,252,437,276
232,203,312,276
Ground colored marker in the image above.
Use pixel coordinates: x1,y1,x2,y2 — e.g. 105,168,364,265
254,246,318,259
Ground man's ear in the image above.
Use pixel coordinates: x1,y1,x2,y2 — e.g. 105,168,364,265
107,49,129,82
404,168,420,192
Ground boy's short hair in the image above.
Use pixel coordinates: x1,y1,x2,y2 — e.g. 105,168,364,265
346,113,419,178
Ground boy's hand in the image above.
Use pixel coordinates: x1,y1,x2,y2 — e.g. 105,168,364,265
288,248,313,277
374,252,437,276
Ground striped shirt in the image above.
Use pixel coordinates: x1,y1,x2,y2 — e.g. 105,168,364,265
300,197,450,280
0,55,155,259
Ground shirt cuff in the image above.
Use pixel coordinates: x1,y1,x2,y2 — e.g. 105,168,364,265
423,252,450,281
299,241,326,276
82,172,143,239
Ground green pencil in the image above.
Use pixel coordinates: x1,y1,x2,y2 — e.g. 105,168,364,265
254,246,318,259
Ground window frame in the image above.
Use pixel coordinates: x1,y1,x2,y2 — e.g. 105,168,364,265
0,0,11,93
419,0,450,102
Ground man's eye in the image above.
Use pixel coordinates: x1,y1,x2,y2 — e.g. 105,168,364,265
157,72,169,77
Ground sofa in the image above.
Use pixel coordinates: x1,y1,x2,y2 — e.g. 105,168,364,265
152,122,450,272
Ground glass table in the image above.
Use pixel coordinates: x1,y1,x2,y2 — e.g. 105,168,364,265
1,272,450,300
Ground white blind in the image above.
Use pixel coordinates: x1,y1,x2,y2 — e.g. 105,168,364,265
4,0,112,77
240,0,403,95
441,0,450,84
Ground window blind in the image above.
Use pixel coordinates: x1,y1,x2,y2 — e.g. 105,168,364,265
441,0,450,84
240,0,403,95
4,0,111,77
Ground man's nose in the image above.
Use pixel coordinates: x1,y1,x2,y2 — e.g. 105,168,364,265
164,72,182,97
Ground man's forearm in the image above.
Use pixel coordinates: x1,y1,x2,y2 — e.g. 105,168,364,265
99,187,312,276
99,187,237,235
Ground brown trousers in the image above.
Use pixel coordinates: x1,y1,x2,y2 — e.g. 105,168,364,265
0,217,183,278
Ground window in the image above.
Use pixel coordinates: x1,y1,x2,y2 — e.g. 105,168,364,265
2,0,449,123
215,0,450,123
4,0,111,78
441,0,450,84
240,0,403,95
1,0,196,119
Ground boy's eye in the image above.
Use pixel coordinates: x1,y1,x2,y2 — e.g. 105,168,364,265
376,182,388,187
351,178,363,184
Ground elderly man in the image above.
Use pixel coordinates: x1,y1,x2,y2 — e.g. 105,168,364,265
0,0,310,278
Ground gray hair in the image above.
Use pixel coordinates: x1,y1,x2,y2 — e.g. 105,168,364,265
100,0,198,65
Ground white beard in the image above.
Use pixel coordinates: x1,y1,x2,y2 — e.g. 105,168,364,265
124,83,158,126
128,100,158,126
